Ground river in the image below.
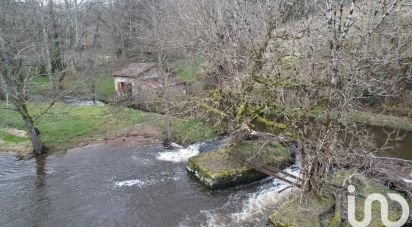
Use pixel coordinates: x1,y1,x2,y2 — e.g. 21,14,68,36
0,127,410,226
0,140,296,227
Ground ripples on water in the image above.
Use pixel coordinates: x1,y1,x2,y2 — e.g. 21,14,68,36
0,141,293,227
179,165,300,227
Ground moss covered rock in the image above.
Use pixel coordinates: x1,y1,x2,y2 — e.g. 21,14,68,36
268,170,411,226
187,140,293,189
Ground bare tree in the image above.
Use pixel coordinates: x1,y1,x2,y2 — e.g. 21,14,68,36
190,0,410,195
0,0,46,154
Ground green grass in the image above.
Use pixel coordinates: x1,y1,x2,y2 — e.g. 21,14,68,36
174,61,203,83
28,74,115,102
27,76,51,94
171,118,216,144
0,130,28,143
0,101,216,154
96,75,116,99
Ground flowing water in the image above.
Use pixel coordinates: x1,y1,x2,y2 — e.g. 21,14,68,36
0,126,410,227
0,139,293,227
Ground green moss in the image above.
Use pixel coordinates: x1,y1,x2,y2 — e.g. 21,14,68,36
187,140,293,189
256,116,288,130
237,140,290,164
268,170,412,226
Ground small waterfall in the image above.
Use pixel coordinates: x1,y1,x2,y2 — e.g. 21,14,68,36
181,165,301,226
156,143,201,163
156,138,228,163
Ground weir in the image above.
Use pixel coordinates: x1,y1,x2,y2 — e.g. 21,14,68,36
229,150,302,187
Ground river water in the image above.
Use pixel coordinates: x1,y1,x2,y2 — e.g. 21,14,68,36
0,127,410,227
370,126,412,160
0,140,296,227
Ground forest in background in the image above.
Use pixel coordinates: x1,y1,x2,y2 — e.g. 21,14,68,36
1,0,412,216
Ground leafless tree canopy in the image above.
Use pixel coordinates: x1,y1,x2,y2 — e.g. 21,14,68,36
0,0,411,199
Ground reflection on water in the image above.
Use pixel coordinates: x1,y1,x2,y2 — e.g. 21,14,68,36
369,126,412,160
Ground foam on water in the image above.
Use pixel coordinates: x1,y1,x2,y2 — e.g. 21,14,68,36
170,143,183,148
229,187,290,224
180,165,301,226
115,179,146,188
156,144,201,163
403,178,412,188
229,166,300,224
114,169,184,188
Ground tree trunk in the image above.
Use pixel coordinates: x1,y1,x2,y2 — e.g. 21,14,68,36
18,105,45,155
42,18,55,92
91,73,96,104
58,71,67,90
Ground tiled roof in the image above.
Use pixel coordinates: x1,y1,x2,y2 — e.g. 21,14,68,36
140,76,186,89
112,63,157,78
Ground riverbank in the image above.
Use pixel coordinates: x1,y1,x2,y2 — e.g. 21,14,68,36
330,111,412,131
0,101,216,159
304,108,412,131
268,170,412,226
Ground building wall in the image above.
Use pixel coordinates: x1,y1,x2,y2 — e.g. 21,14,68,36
114,70,187,98
167,84,187,96
114,77,135,96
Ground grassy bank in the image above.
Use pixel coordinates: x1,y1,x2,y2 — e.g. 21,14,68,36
28,74,115,102
0,101,216,157
309,109,412,131
169,58,204,83
345,111,412,131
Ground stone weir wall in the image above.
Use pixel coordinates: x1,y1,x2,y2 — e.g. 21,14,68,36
186,140,294,190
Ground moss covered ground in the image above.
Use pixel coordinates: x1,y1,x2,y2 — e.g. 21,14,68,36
268,170,412,226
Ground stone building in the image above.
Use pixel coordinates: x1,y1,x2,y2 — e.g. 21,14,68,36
112,63,187,98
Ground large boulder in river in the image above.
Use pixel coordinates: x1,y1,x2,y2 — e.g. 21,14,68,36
186,140,294,190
